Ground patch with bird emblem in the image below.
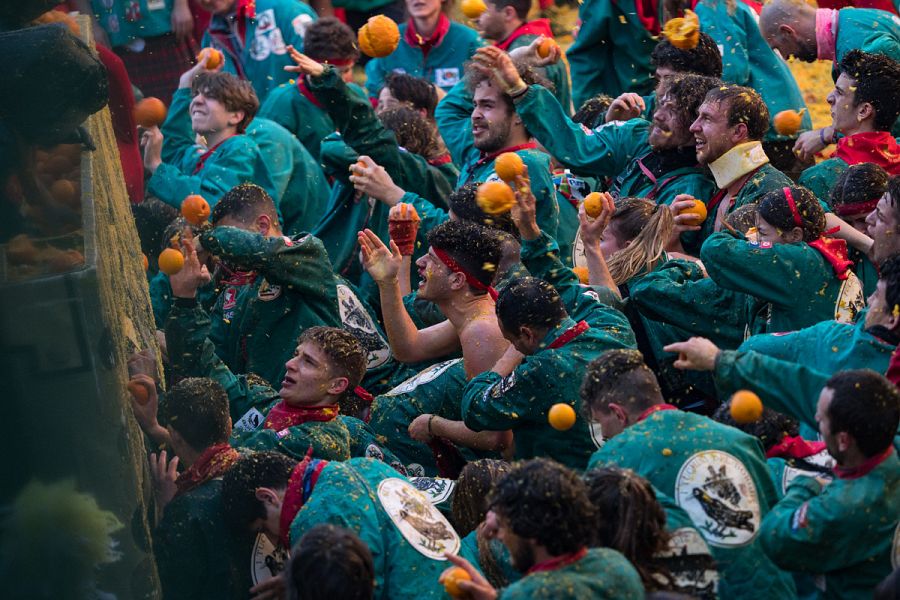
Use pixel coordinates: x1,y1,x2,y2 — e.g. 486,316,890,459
675,451,761,548
654,527,719,599
377,478,460,560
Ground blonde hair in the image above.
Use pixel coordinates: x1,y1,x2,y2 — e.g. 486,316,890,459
606,198,674,285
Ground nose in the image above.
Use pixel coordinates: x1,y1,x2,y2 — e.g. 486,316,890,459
415,255,427,269
689,117,701,134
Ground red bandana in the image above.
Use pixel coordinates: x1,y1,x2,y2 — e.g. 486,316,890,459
476,141,538,170
834,197,880,218
835,132,900,176
263,402,339,432
832,446,895,480
765,435,826,460
636,403,677,423
192,135,235,175
279,452,328,547
547,320,589,349
784,187,853,280
526,547,588,575
495,19,554,51
432,247,498,300
235,0,256,43
428,154,453,167
175,443,240,496
296,78,322,109
404,13,451,58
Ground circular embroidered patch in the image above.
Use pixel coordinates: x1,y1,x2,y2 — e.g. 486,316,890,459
377,478,460,560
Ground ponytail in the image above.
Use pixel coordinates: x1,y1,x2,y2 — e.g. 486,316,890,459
606,199,675,285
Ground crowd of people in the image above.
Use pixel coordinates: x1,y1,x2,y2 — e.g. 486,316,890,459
62,0,900,597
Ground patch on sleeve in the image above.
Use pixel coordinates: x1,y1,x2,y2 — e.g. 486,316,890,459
377,478,460,559
276,428,291,439
791,502,809,531
251,533,288,586
490,371,517,398
234,407,266,432
434,68,460,88
292,13,313,36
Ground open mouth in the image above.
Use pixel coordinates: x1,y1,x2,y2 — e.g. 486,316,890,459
281,375,297,389
694,138,706,151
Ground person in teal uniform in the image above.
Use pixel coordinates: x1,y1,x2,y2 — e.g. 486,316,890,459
476,0,572,113
364,0,482,99
760,370,900,600
258,17,361,159
221,452,458,600
701,186,865,335
444,458,645,599
799,51,900,205
867,176,900,269
581,349,798,599
283,525,376,600
143,66,278,211
199,0,317,102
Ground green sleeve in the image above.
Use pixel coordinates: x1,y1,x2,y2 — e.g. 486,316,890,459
234,422,351,461
258,86,302,144
154,505,213,599
797,160,843,209
462,360,549,431
565,0,612,109
364,54,389,100
159,88,196,166
519,231,585,312
434,80,479,168
514,86,645,177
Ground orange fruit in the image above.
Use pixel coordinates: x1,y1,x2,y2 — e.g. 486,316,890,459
50,179,79,207
461,0,487,18
142,253,149,271
773,109,805,136
572,266,590,284
45,248,85,272
537,37,559,59
357,16,400,58
583,192,604,218
476,181,516,215
548,403,577,431
158,247,185,276
350,160,367,174
197,47,224,69
678,198,707,226
494,152,524,183
663,9,700,50
730,390,763,424
439,567,472,598
6,234,39,265
134,97,167,128
127,380,151,405
181,194,211,225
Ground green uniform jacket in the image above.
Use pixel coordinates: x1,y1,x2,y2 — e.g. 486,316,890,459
245,117,330,236
290,458,456,599
767,449,835,500
566,0,658,107
500,547,644,599
798,157,847,210
701,232,860,335
88,0,173,47
851,248,878,299
233,413,352,461
589,409,797,599
155,479,244,600
148,88,278,209
461,233,636,469
149,271,218,329
695,0,812,143
364,19,482,98
202,0,317,102
760,453,900,599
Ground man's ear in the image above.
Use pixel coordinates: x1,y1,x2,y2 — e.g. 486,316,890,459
784,226,804,244
449,271,467,291
256,213,272,236
228,110,246,128
856,101,875,124
255,487,279,506
730,121,750,144
608,403,629,425
778,24,795,38
328,376,350,396
834,431,853,454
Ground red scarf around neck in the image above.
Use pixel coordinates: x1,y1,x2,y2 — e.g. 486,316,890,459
765,435,826,460
175,443,240,496
263,402,339,432
526,547,588,575
495,19,554,51
278,454,328,547
832,446,895,480
404,13,451,57
835,131,900,175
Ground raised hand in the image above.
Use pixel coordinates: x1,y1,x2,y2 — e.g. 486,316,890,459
358,228,402,284
578,191,615,247
149,449,179,513
169,229,212,299
283,45,325,78
349,155,405,207
470,46,525,95
510,166,539,241
663,337,721,371
605,92,646,123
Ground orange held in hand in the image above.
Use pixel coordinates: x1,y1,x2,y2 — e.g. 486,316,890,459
439,567,472,598
158,247,185,276
461,0,487,19
358,16,400,58
537,37,559,59
773,109,805,136
181,194,211,225
127,380,150,405
678,198,707,226
476,181,516,215
548,403,577,431
730,390,763,424
197,47,224,69
662,9,700,50
572,266,590,284
583,192,605,218
494,152,524,183
134,97,167,128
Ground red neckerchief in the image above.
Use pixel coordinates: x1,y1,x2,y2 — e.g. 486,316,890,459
296,78,322,109
192,135,235,174
477,141,538,169
784,187,853,280
636,403,677,422
279,453,328,547
221,269,257,286
174,443,240,496
428,154,453,166
404,13,451,58
235,0,256,44
707,165,765,215
432,247,498,300
263,402,339,431
835,131,900,175
766,435,826,460
832,446,895,480
494,19,554,51
526,547,588,575
886,345,900,386
547,320,589,349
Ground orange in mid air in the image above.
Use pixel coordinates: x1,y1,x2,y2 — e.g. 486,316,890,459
134,97,167,128
439,567,472,598
663,9,700,50
678,198,708,226
476,181,516,215
730,390,763,424
460,0,487,19
127,380,150,405
358,16,400,58
548,403,577,431
537,37,559,59
158,247,185,276
773,109,806,136
181,194,211,225
582,192,605,218
494,152,525,183
197,47,224,69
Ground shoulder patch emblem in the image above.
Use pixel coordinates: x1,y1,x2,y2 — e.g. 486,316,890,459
834,272,864,324
292,13,313,36
655,527,719,599
383,359,462,396
377,478,460,560
409,477,456,505
490,371,517,398
257,279,281,301
336,284,391,369
250,533,288,586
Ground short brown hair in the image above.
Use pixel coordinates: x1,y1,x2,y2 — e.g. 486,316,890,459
703,84,769,141
302,17,359,64
191,71,259,133
298,326,367,395
580,349,663,418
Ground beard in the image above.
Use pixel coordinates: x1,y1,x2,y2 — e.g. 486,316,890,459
474,119,512,154
508,540,536,573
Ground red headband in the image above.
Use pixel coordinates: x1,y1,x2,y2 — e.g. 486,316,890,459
783,187,804,228
354,385,373,404
309,57,355,68
834,198,880,217
432,248,498,301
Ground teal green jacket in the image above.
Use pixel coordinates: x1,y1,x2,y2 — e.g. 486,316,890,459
767,448,835,500
461,233,636,469
504,27,573,116
513,89,716,207
760,452,900,600
88,0,173,47
798,157,847,210
695,0,812,143
566,0,658,107
459,530,520,588
834,8,900,64
148,88,277,209
500,547,644,599
233,412,352,461
701,232,862,335
589,409,798,599
290,458,456,599
149,270,218,329
245,117,330,236
364,19,482,98
202,0,317,102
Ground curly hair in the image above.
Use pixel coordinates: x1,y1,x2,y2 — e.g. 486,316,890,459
756,186,825,242
447,183,518,236
837,50,900,131
287,525,375,600
427,220,504,292
464,57,554,114
160,377,232,451
488,458,595,555
298,326,367,408
580,349,663,419
378,106,443,161
383,72,439,118
302,17,359,64
651,33,723,78
452,459,512,536
658,73,722,134
573,94,614,130
495,276,567,333
702,84,769,141
191,71,258,133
